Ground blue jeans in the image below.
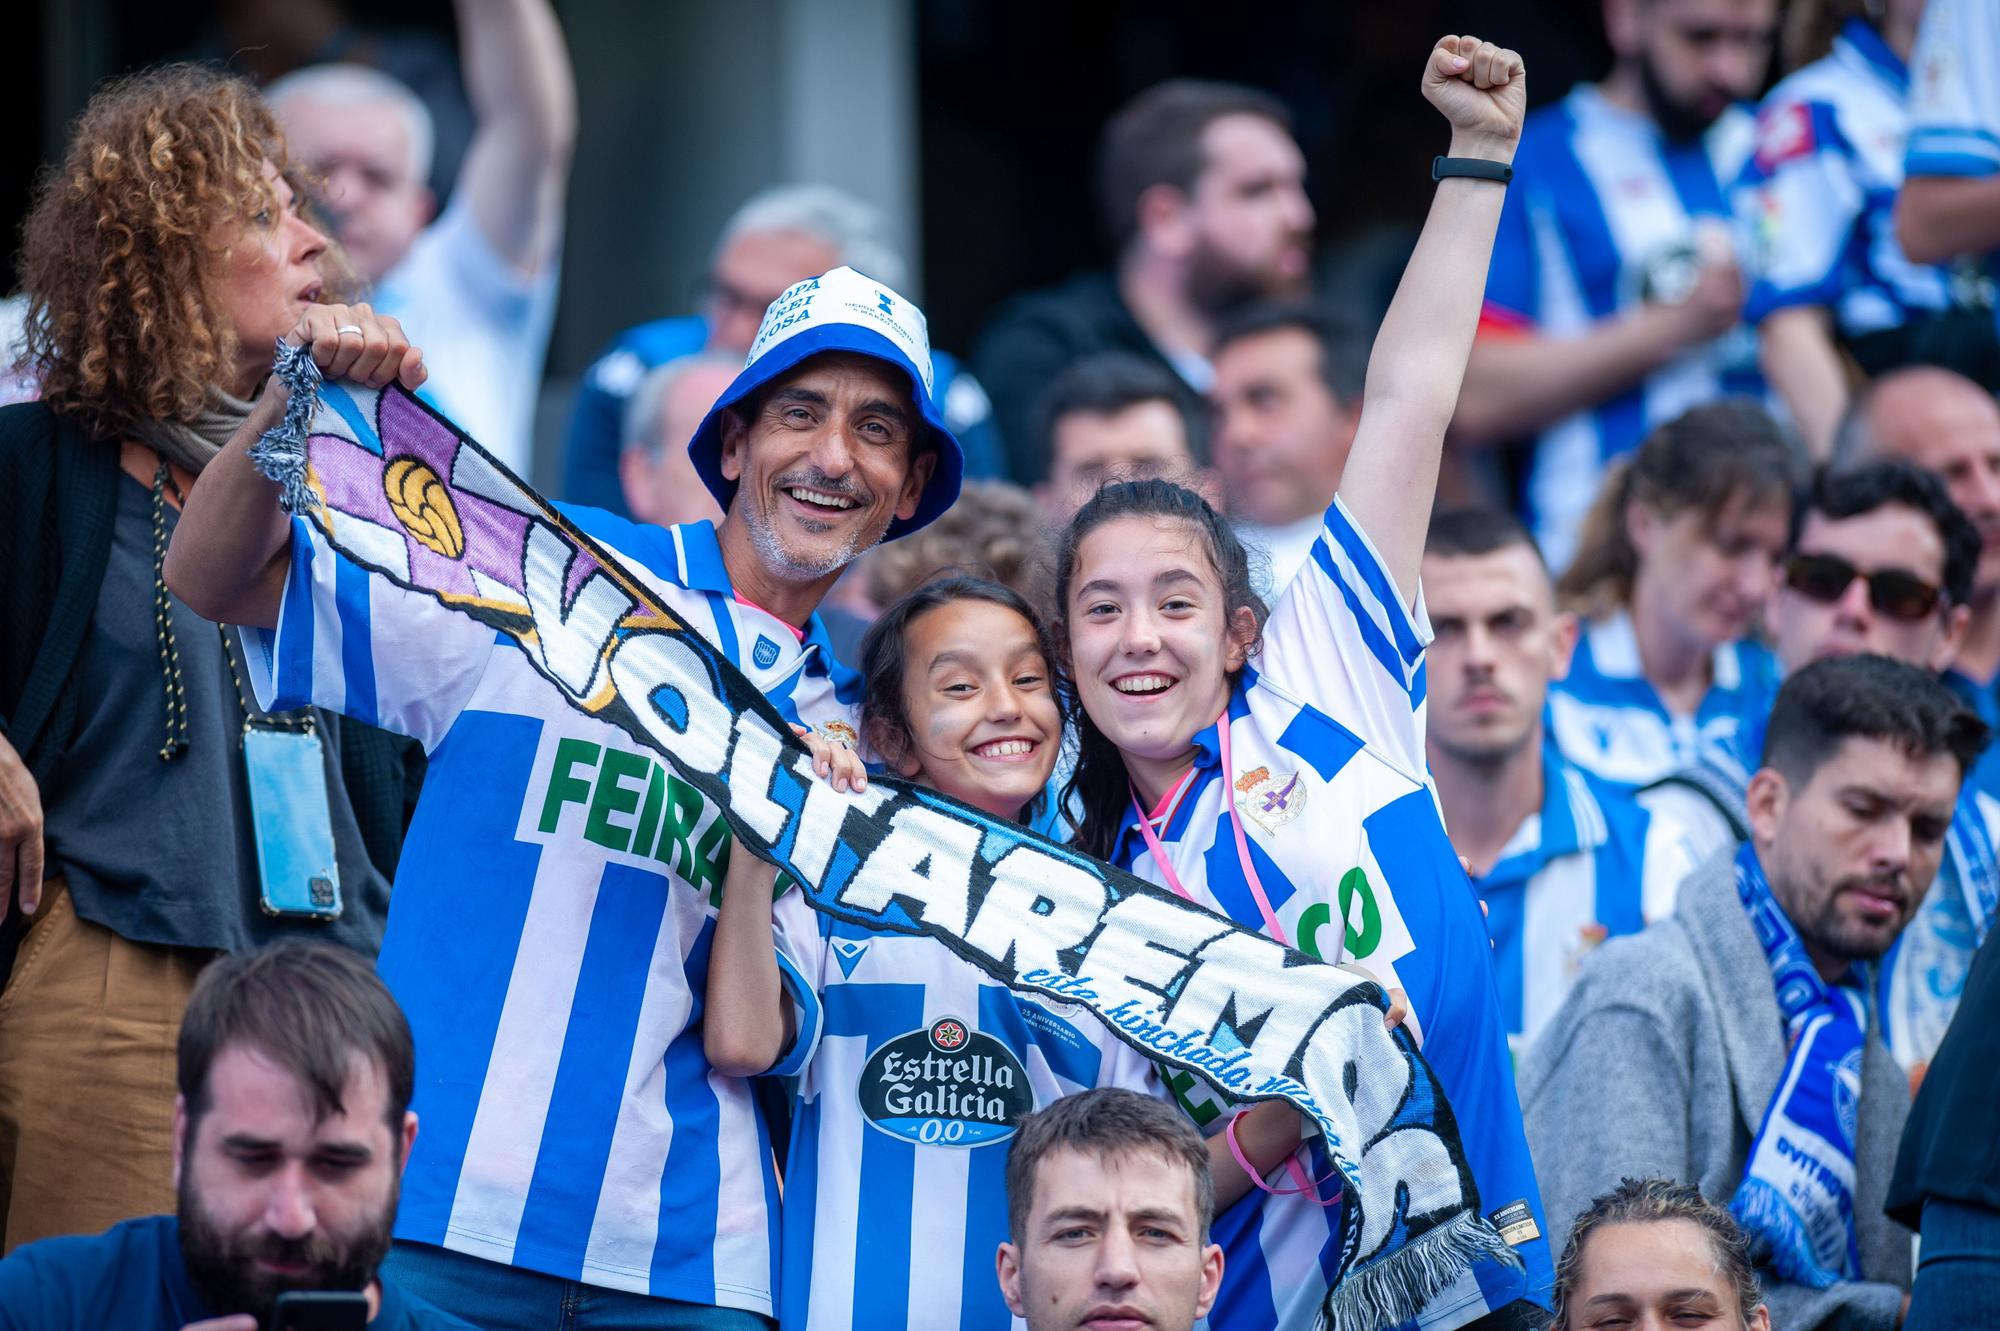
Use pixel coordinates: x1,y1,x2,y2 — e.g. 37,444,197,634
383,1240,774,1331
1906,1197,2000,1331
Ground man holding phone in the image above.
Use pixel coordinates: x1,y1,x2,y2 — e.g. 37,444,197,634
0,941,471,1331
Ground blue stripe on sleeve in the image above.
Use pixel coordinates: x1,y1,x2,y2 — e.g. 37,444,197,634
651,927,725,1303
382,712,548,1248
513,861,675,1275
1323,506,1424,664
1308,540,1420,707
767,949,822,1078
333,554,379,726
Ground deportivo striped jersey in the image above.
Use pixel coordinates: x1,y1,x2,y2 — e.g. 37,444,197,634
1475,744,1697,1057
1548,610,1782,789
1108,498,1552,1331
1734,20,1951,338
243,512,856,1316
1640,726,2000,1077
775,920,1162,1331
1483,86,1763,570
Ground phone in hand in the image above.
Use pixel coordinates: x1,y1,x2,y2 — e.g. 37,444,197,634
269,1289,369,1331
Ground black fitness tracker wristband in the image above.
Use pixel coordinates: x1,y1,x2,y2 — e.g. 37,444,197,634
1432,155,1513,184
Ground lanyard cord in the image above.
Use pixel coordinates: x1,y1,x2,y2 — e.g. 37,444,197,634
1127,716,1290,945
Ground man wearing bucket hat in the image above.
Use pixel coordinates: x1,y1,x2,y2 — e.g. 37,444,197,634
163,267,962,1330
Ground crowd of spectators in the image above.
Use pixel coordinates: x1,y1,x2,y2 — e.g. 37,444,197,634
4,1,2000,1329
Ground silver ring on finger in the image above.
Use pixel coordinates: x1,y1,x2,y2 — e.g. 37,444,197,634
335,324,364,337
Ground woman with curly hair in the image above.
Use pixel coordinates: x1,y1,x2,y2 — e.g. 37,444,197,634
0,64,402,1249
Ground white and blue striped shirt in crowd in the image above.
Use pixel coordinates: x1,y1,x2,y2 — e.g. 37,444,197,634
775,916,1162,1331
244,512,855,1317
1641,719,2000,1076
1483,85,1764,570
1475,743,1698,1058
1734,19,1951,340
1905,0,2000,303
1109,498,1552,1331
1548,609,1782,789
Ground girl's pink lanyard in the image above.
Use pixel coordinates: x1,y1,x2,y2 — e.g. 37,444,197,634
1129,716,1290,944
1128,716,1336,1204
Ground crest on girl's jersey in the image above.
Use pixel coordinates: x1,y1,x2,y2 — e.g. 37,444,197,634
1236,765,1307,833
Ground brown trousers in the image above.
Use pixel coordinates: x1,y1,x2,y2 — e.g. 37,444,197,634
0,879,210,1251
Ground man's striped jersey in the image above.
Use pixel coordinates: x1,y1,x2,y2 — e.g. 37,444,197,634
1548,609,1782,788
1474,744,1697,1057
775,919,1162,1331
244,512,854,1316
1482,85,1763,570
1906,0,2000,292
1734,19,1951,338
1107,497,1552,1330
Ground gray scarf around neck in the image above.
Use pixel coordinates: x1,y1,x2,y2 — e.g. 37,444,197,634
139,384,258,472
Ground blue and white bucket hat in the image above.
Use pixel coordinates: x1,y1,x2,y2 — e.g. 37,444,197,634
686,266,965,542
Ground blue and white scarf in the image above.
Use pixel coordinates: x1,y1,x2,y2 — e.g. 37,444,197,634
1730,844,1868,1289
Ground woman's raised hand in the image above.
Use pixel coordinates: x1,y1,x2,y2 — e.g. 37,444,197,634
1422,34,1527,160
286,302,428,392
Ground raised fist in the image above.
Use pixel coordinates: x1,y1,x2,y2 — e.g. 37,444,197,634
1422,35,1527,160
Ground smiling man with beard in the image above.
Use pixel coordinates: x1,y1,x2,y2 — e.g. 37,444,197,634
0,941,469,1330
1523,655,1988,1331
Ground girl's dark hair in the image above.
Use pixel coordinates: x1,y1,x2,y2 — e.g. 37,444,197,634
1549,1178,1764,1330
1051,478,1269,859
858,574,1054,819
1558,400,1803,619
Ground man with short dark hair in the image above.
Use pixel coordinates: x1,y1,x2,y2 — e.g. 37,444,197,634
1640,461,1998,1080
1210,301,1368,589
1454,0,1780,569
1525,654,1989,1331
0,940,470,1329
1423,508,1692,1055
974,80,1314,483
1030,351,1207,521
996,1088,1222,1331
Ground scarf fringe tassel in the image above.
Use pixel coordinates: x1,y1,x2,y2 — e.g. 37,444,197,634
247,339,326,515
1321,1212,1525,1331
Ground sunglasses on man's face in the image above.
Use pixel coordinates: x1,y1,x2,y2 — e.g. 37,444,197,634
1784,552,1944,622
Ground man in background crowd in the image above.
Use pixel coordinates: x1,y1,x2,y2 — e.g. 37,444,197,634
1208,301,1366,590
974,79,1315,484
1836,365,2000,799
1029,351,1208,524
0,941,470,1330
268,0,575,475
1423,508,1691,1057
617,354,735,529
1454,0,1778,568
564,184,1002,513
1526,656,1983,1331
996,1090,1222,1331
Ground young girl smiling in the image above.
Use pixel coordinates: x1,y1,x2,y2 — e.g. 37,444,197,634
705,576,1304,1331
1052,34,1551,1331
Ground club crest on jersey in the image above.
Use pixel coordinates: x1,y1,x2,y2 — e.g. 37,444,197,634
752,635,781,669
1235,765,1307,832
858,1017,1033,1148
